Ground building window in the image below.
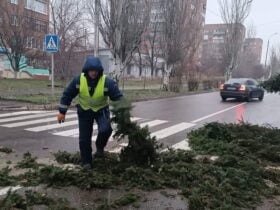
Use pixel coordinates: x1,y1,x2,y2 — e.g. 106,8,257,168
10,0,18,4
11,15,18,26
25,0,48,15
26,37,35,48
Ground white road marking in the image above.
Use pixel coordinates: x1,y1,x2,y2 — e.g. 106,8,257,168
52,117,141,138
131,117,142,122
0,111,57,123
161,140,191,152
2,114,77,128
191,102,247,123
53,128,80,137
0,111,44,118
0,186,22,196
151,122,195,140
25,120,80,132
171,140,191,151
139,120,167,128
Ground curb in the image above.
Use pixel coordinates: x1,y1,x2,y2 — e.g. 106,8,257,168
0,104,59,111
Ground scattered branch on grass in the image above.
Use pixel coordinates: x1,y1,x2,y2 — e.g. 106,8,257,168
0,167,18,187
0,190,76,210
16,152,40,169
1,123,280,209
0,146,13,154
54,151,81,165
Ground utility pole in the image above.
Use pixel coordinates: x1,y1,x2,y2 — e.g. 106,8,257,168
116,0,124,90
94,0,100,57
265,33,278,79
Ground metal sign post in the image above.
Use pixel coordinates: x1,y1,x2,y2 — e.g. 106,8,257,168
45,34,59,97
51,54,55,97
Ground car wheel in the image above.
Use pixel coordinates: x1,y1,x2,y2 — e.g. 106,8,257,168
259,93,264,101
245,93,252,102
221,97,227,102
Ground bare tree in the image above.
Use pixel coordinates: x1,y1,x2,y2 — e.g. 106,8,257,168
269,46,280,76
87,0,151,84
0,2,44,78
160,0,204,91
219,0,253,80
142,6,163,78
50,0,86,80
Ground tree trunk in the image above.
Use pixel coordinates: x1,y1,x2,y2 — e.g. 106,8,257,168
151,62,155,78
138,48,143,77
14,71,18,79
162,63,170,91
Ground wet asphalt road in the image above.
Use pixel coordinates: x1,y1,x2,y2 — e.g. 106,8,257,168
0,92,279,158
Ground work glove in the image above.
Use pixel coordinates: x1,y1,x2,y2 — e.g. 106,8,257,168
57,113,65,124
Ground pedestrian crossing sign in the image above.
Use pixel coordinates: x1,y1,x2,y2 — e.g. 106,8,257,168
45,34,59,53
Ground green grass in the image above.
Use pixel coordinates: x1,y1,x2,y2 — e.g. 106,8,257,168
0,78,213,105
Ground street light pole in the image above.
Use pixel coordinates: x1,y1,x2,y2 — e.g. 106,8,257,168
264,33,278,79
94,0,100,57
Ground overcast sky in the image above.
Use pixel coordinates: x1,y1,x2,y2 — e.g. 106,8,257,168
205,0,280,63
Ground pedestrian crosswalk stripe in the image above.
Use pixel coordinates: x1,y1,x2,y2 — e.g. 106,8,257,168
171,140,191,150
25,120,80,132
53,128,80,137
0,111,44,118
139,120,167,128
66,117,158,140
130,117,142,122
0,111,56,123
0,111,198,155
53,125,98,137
161,140,191,152
0,186,22,196
2,114,77,128
52,117,141,138
151,122,195,140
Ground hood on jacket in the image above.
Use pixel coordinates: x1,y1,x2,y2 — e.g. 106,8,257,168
82,56,104,75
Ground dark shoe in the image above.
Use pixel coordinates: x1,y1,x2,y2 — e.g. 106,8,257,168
94,149,105,158
81,163,93,170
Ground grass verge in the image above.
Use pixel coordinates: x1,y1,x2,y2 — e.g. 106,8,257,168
0,78,215,105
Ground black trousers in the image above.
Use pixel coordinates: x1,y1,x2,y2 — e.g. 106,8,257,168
77,105,113,164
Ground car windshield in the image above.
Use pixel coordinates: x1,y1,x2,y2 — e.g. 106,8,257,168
226,79,246,85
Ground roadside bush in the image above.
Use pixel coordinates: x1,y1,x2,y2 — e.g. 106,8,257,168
262,74,280,93
202,79,223,90
188,80,199,91
202,80,213,90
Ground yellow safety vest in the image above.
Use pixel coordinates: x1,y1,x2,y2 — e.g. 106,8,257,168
79,73,109,112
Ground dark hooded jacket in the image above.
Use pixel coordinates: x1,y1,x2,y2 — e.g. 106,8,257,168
59,56,123,114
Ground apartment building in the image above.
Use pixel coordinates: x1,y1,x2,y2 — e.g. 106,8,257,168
243,38,263,64
0,0,50,74
202,23,247,62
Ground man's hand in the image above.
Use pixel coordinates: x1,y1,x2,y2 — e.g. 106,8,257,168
57,113,66,124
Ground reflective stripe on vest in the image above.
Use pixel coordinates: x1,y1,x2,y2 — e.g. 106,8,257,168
78,73,109,112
